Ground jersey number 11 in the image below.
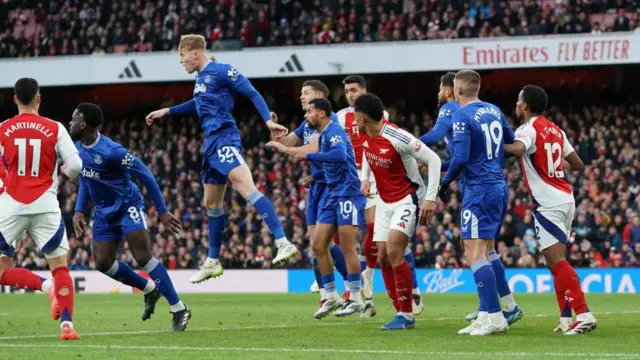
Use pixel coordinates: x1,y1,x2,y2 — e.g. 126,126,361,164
14,138,42,177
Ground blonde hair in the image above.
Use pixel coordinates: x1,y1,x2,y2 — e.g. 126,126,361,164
179,34,206,50
455,69,481,97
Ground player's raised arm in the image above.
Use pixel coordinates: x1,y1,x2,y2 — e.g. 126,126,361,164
56,123,82,179
218,64,288,138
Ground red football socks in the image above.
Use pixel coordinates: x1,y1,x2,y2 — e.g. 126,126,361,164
0,268,45,291
551,260,588,315
364,223,378,268
52,266,74,322
393,261,413,314
381,263,399,312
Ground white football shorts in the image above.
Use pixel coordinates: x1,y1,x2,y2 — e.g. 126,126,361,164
532,202,575,251
373,193,419,242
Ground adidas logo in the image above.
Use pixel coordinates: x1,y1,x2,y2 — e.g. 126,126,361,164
279,54,304,73
118,60,142,79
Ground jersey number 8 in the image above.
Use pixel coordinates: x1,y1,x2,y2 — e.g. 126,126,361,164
480,121,503,160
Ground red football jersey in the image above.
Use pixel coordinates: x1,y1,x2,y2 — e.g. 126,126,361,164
0,113,76,214
360,121,439,203
514,115,575,208
337,107,389,170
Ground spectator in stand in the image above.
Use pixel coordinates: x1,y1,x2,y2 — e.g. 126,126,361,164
1,0,639,58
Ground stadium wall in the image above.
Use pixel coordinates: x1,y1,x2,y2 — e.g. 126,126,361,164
0,32,637,87
2,269,637,294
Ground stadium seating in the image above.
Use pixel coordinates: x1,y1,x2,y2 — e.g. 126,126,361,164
1,0,638,57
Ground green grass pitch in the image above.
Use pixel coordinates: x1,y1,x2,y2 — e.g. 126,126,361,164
0,293,639,360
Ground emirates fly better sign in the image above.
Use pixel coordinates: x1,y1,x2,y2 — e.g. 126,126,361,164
0,32,637,87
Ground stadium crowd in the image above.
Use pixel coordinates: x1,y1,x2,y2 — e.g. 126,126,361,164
8,85,640,272
1,0,639,57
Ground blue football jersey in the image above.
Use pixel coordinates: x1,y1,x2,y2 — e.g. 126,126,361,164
438,101,461,155
293,112,339,184
311,121,361,197
75,135,167,219
449,101,515,187
171,61,271,136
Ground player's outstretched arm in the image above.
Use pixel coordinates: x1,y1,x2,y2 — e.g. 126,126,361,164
146,100,196,126
419,121,451,147
220,64,288,138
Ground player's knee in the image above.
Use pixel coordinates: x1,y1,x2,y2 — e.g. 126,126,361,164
311,241,328,257
386,246,404,265
205,198,224,209
133,253,152,268
95,257,116,274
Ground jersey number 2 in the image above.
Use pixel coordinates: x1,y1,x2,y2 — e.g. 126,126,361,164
14,138,42,177
544,142,564,178
480,121,503,160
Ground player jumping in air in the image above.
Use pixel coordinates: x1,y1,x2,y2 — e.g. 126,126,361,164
0,164,58,319
356,93,441,330
439,70,513,336
420,72,523,325
505,85,597,335
292,98,367,318
70,103,191,331
145,34,297,283
338,75,423,317
266,80,350,313
0,78,82,340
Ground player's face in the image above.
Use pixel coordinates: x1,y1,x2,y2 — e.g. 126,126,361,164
438,83,451,106
300,86,321,110
69,109,85,140
515,90,525,119
344,83,365,107
304,104,321,129
179,48,198,74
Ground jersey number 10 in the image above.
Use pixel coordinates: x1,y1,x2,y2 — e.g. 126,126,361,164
14,138,42,177
480,121,503,159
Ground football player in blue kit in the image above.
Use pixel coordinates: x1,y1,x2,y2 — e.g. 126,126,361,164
70,103,191,331
438,70,517,336
291,98,367,319
266,80,350,314
421,72,522,325
145,34,298,283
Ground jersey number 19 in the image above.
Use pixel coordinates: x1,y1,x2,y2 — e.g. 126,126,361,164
480,121,503,159
14,138,42,177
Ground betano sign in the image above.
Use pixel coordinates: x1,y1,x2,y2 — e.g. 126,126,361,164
0,32,637,88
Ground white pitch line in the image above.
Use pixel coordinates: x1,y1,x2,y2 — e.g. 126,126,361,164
0,343,638,359
0,322,347,341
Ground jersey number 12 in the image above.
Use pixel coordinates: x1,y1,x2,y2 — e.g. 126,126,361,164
544,142,564,178
480,121,503,160
14,138,42,177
